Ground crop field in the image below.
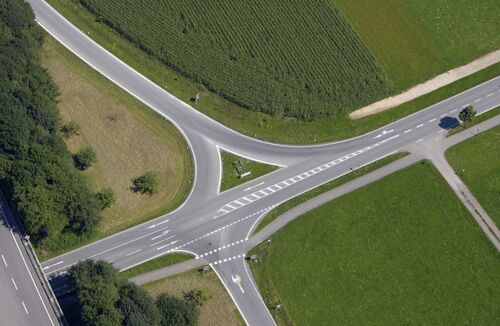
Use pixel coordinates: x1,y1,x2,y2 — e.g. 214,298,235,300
77,0,392,120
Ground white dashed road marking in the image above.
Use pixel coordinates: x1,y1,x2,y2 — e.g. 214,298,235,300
486,92,494,97
1,254,7,267
404,129,412,134
450,109,457,113
474,98,482,103
11,277,18,290
428,118,436,123
22,302,28,315
416,138,424,143
126,249,141,257
416,124,424,128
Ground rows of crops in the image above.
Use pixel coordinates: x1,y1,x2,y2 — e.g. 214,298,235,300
79,0,393,120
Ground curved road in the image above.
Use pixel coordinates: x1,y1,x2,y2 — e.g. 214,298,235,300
26,1,500,325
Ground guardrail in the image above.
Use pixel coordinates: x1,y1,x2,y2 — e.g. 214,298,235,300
0,190,67,326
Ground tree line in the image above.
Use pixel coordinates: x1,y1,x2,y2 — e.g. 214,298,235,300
69,260,199,326
0,0,100,248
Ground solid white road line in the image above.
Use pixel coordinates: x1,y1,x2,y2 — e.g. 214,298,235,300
42,261,63,270
11,277,18,290
22,301,28,315
1,254,7,267
147,219,169,229
244,182,264,191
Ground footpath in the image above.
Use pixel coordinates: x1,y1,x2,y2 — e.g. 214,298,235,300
350,50,500,119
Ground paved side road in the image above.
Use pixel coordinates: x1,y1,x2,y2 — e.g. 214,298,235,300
0,192,64,326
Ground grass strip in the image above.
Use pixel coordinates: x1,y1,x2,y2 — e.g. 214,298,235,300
446,125,500,227
120,253,192,279
447,107,499,136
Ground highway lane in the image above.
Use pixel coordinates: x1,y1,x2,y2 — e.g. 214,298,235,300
25,0,500,324
0,195,61,326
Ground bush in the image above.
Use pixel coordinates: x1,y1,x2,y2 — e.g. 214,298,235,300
133,171,159,195
96,187,116,209
156,294,198,326
75,146,97,170
61,121,81,138
183,289,211,306
458,105,476,126
69,260,198,326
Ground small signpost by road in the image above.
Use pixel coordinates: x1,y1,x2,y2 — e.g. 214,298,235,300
233,159,252,179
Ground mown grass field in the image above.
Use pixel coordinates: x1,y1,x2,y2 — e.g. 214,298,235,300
446,126,500,227
76,0,392,121
47,0,500,144
220,151,278,192
335,0,500,90
251,161,500,325
143,270,244,326
41,36,192,258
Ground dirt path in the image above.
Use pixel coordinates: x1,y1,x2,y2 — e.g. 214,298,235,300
350,50,500,119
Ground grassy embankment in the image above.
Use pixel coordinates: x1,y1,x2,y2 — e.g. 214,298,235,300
446,126,500,227
250,161,500,325
41,36,192,258
335,0,500,90
143,270,244,326
46,0,500,143
254,152,408,233
220,151,278,192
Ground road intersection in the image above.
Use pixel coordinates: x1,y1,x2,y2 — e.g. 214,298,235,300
17,1,500,325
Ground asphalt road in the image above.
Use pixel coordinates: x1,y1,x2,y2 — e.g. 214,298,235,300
24,1,500,325
0,193,61,326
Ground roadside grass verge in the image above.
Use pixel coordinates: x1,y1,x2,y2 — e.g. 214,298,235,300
446,126,500,227
253,152,408,234
250,161,500,325
220,151,278,192
143,270,244,326
40,35,192,259
119,253,192,279
335,0,500,90
45,0,500,144
447,106,499,136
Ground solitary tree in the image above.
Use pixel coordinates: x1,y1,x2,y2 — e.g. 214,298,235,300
61,121,81,138
75,146,97,170
458,105,476,126
96,187,116,210
133,171,159,195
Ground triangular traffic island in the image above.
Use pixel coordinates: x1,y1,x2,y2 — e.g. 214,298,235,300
220,151,279,192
